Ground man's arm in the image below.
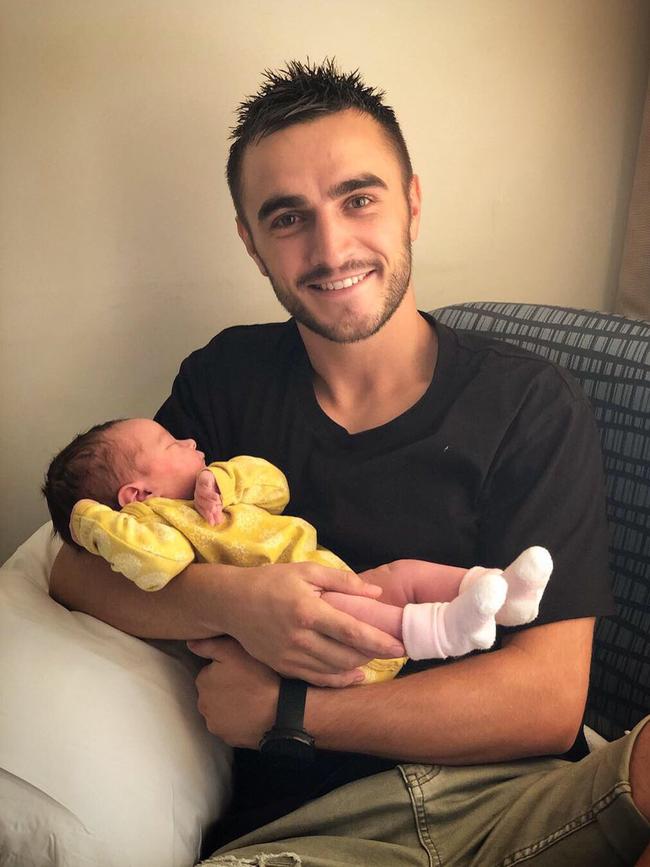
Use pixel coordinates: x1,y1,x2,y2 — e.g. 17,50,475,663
49,544,405,687
191,617,594,762
305,619,594,761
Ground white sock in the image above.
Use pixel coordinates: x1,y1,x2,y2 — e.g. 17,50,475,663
496,546,553,626
402,570,507,659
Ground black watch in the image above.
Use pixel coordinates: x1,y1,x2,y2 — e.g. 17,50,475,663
259,677,315,765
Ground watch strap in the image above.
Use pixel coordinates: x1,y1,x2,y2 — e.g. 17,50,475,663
258,677,315,762
274,677,309,730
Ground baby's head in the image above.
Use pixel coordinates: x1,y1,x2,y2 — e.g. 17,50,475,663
43,418,206,547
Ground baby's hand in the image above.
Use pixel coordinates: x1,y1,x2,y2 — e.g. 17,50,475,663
194,470,224,526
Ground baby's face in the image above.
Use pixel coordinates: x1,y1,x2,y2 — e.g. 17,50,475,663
113,419,207,500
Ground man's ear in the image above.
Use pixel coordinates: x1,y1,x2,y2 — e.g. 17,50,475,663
236,217,268,277
117,482,151,507
407,174,422,243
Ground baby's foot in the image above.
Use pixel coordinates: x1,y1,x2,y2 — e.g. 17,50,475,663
496,546,553,627
402,570,507,660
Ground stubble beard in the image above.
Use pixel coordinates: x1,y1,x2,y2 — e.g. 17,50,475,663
265,233,413,344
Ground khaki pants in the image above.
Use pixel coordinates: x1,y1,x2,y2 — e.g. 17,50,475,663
201,717,650,867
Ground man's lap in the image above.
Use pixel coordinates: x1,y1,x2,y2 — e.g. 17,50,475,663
201,717,650,867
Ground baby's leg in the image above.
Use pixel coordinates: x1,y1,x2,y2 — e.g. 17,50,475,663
326,570,508,661
360,559,468,607
322,592,404,640
402,570,507,659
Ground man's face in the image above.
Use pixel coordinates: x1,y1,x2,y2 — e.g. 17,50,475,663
237,110,421,344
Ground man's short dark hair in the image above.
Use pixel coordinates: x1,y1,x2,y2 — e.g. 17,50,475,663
226,58,413,222
42,419,134,549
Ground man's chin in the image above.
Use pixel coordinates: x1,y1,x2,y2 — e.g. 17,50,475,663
299,317,386,344
294,294,407,344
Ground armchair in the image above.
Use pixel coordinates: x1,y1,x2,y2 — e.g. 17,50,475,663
0,301,647,866
434,301,650,740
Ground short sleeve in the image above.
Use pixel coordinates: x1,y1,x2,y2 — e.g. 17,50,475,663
154,328,247,463
479,369,614,626
155,352,214,453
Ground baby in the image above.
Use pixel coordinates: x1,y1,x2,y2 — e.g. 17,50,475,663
43,418,553,683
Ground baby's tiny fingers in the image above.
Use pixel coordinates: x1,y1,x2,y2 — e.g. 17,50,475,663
197,469,217,490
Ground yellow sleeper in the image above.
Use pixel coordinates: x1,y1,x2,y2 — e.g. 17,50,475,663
70,455,407,683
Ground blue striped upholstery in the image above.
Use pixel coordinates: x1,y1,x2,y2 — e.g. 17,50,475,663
433,302,650,740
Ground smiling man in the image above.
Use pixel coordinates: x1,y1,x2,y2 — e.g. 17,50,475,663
50,60,649,866
237,112,416,346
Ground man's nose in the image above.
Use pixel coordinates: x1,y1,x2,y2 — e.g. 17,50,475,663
308,212,352,270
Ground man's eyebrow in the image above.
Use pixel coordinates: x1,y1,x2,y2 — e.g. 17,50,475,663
256,174,388,224
328,173,388,198
257,194,308,223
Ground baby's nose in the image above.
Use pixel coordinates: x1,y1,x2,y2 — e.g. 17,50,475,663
182,438,197,449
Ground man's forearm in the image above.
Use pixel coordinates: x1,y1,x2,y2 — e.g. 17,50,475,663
49,543,240,639
49,544,405,683
304,619,594,764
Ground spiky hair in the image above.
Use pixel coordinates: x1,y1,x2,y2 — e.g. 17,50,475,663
226,58,412,220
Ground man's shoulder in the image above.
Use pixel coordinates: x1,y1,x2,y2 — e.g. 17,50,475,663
182,319,300,373
199,319,296,354
437,319,586,405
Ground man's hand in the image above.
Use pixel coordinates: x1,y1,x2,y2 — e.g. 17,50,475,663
194,469,224,525
50,545,403,684
219,562,405,687
189,636,279,748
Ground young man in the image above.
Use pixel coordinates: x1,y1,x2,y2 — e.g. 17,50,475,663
50,61,649,865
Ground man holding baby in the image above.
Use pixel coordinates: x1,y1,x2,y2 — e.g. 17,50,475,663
51,59,649,866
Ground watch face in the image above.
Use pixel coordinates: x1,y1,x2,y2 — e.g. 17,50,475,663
259,728,315,768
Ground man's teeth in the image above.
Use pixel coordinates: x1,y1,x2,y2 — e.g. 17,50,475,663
313,272,370,291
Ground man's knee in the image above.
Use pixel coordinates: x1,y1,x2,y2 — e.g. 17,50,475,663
630,719,650,822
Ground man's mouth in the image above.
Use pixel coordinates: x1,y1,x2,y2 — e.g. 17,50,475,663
309,270,373,291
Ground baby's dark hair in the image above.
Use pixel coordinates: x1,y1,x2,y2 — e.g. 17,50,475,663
42,419,138,549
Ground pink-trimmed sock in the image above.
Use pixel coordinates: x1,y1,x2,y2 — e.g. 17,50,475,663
402,571,507,659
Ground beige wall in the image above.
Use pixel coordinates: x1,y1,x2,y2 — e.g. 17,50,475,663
1,0,649,561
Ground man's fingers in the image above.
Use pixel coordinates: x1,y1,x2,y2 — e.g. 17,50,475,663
313,568,383,599
313,603,405,659
290,667,366,688
283,631,374,674
187,637,223,659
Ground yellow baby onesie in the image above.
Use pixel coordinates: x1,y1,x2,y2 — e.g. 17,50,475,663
71,455,405,683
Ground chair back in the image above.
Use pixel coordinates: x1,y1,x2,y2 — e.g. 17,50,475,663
434,302,650,740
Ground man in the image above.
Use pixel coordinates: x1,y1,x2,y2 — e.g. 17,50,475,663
51,60,649,865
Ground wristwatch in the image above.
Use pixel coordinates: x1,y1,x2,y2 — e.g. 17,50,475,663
259,677,315,765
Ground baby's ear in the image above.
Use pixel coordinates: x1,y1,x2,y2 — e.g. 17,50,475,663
117,482,150,507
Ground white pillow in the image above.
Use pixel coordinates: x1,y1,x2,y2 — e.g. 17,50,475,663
0,523,232,867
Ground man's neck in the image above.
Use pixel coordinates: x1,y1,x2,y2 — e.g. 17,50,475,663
298,292,438,434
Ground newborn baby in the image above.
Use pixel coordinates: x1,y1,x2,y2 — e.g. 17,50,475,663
43,418,553,682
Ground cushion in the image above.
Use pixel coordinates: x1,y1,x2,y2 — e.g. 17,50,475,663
0,523,232,866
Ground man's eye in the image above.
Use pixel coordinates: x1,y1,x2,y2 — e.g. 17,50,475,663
272,213,299,229
348,195,372,209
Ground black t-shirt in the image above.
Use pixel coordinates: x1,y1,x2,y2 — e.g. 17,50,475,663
155,313,614,842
